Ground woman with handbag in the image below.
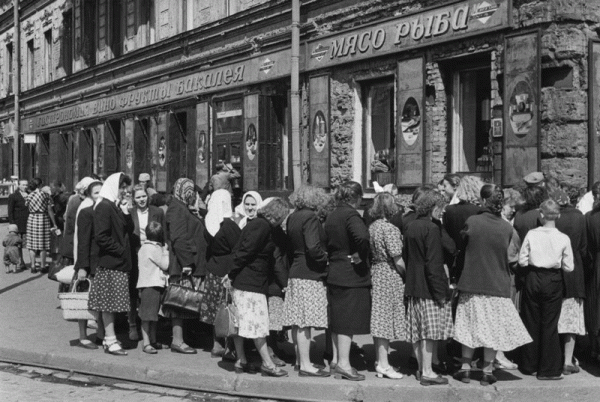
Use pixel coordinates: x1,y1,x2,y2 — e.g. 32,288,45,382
283,185,330,377
73,179,103,349
228,197,290,377
127,184,166,342
163,178,208,354
88,173,134,356
202,189,241,357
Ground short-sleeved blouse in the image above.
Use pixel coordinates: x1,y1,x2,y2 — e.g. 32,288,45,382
369,219,402,264
25,190,52,213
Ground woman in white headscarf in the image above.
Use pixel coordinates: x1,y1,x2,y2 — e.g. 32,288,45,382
88,172,134,356
201,189,242,357
235,191,263,229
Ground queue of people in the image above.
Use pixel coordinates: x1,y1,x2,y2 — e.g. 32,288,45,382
6,169,600,386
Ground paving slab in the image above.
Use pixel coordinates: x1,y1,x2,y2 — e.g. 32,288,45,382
1,222,600,401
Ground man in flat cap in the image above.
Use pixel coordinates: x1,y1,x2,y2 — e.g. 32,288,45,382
138,173,157,197
523,171,545,187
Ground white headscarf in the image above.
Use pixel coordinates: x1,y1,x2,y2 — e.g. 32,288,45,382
75,177,96,195
235,191,263,229
205,189,233,237
95,172,123,208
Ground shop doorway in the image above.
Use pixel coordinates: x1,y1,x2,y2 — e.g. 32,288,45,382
451,65,492,174
50,132,73,190
78,128,94,179
134,117,151,180
38,134,49,186
213,98,243,192
105,120,122,177
167,107,197,188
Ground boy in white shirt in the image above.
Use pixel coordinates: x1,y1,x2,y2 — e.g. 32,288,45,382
518,199,574,380
137,221,169,354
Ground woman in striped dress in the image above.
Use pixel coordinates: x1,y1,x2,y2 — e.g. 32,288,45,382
25,178,58,273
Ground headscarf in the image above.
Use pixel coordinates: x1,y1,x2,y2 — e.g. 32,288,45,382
75,177,96,195
95,172,123,208
73,180,102,264
205,189,233,237
235,191,263,229
173,178,196,206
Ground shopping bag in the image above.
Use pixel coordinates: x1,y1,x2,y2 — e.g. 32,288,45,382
162,273,205,314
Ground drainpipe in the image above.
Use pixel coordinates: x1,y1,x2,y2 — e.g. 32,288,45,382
290,0,301,189
13,0,20,177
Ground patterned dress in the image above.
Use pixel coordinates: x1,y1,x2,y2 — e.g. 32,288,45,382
232,287,269,339
283,278,328,329
25,190,52,251
199,272,226,325
369,219,406,340
558,297,586,335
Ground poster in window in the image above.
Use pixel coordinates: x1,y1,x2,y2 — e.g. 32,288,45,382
508,79,534,137
246,123,257,160
125,140,133,169
196,102,210,188
401,97,420,147
309,75,330,188
312,111,327,153
158,136,166,167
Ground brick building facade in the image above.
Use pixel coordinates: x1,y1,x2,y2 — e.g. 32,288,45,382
0,0,599,197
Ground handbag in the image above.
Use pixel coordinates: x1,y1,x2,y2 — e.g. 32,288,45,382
162,273,206,314
48,256,66,282
58,279,98,322
214,288,238,338
55,264,76,284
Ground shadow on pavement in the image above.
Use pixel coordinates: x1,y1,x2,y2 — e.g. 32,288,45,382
0,272,44,295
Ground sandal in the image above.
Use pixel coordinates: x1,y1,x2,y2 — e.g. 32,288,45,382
104,340,127,356
143,344,157,354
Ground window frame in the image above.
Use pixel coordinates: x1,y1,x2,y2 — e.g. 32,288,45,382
44,29,53,83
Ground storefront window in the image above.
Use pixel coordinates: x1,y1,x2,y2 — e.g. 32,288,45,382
364,81,395,187
215,98,243,135
451,67,492,173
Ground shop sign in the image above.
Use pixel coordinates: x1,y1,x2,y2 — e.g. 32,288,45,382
23,134,37,144
24,49,291,133
307,0,510,70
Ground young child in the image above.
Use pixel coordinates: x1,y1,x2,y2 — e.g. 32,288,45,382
518,199,574,380
403,189,454,386
136,221,169,354
3,224,23,273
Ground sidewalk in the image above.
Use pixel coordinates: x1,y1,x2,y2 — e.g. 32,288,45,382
1,223,600,401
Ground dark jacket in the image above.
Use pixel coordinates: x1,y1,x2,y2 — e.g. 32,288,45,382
324,203,370,288
585,209,600,337
74,206,100,276
513,208,541,245
8,191,28,233
58,195,81,259
130,205,166,253
53,192,71,231
268,225,290,297
287,208,329,282
403,216,450,303
165,197,207,277
556,206,587,299
94,199,134,272
457,210,516,298
229,216,285,295
443,201,481,279
206,218,241,277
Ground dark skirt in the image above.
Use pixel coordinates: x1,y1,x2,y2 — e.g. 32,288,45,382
328,285,371,336
88,267,131,313
138,287,163,321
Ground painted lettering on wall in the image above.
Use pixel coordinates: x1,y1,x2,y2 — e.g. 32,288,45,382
308,0,508,70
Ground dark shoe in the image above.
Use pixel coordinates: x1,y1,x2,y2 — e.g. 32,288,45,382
234,362,257,374
563,365,580,375
76,340,98,350
222,349,237,362
143,344,157,354
261,365,288,377
151,342,169,350
104,343,127,356
299,368,330,377
537,374,563,380
170,343,197,354
40,266,49,274
294,363,325,372
480,373,497,386
270,354,286,367
333,366,365,381
420,375,448,386
453,369,471,384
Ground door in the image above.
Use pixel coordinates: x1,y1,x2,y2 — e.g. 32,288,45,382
105,120,122,177
134,117,150,180
213,98,244,189
78,128,94,179
38,134,50,186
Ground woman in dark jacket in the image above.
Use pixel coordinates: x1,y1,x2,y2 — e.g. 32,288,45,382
228,197,290,377
283,185,330,377
552,188,587,374
163,178,208,354
73,180,103,350
324,181,370,381
201,189,241,357
127,184,166,342
403,189,453,386
453,184,531,386
585,181,600,362
88,173,134,356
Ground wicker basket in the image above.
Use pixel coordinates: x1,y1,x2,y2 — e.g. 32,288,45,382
58,279,98,322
